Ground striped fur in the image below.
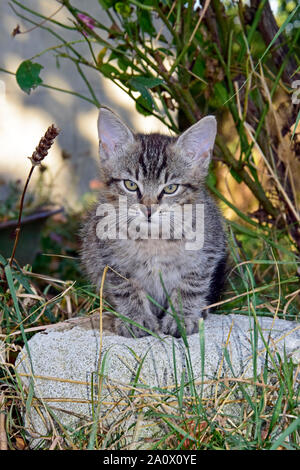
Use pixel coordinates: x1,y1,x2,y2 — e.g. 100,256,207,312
80,108,227,337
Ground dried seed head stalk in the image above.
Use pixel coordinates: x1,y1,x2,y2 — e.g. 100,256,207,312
29,124,60,166
9,124,60,266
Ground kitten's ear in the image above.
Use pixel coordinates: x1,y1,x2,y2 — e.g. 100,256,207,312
97,107,135,160
175,116,217,171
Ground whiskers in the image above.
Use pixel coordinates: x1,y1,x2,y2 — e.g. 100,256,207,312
95,197,202,244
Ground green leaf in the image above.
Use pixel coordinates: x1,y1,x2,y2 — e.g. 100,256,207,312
137,8,156,36
25,378,35,416
135,95,153,116
130,76,163,88
98,63,119,78
117,55,135,72
130,79,153,106
212,82,228,107
270,417,300,450
115,2,131,18
16,60,43,95
269,385,284,434
117,57,129,72
4,264,34,370
109,49,141,73
13,270,34,294
192,57,205,79
129,76,163,111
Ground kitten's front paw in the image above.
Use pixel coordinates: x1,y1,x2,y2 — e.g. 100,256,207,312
114,315,159,338
161,313,200,337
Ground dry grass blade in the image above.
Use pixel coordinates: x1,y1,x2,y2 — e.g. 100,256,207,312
0,394,8,451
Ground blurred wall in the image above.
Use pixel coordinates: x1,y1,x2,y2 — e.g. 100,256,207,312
0,0,170,210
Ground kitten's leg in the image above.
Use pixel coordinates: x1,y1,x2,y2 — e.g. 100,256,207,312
106,276,160,338
161,288,206,337
161,265,220,337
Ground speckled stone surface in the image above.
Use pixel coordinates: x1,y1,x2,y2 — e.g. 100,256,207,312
15,314,300,447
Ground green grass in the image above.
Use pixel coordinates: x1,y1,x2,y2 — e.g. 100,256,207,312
0,215,299,450
0,0,299,451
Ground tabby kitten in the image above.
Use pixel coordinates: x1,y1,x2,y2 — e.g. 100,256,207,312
80,107,227,338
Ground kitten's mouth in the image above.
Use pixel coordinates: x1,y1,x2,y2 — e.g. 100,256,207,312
129,213,168,227
96,197,204,249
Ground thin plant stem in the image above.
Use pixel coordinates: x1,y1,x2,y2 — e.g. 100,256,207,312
9,166,34,267
0,394,8,451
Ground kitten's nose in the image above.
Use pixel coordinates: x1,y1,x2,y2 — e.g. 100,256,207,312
145,206,152,220
140,197,157,220
140,205,152,220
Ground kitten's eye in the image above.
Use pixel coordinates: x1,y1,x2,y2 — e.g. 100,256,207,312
123,180,138,192
163,184,178,194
